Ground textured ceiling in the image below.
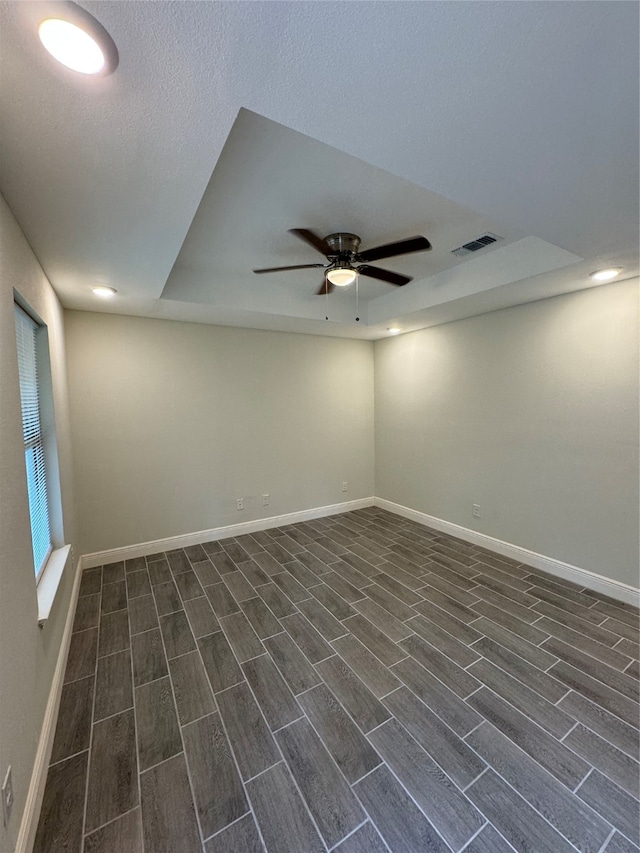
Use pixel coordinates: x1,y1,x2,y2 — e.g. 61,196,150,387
0,1,637,338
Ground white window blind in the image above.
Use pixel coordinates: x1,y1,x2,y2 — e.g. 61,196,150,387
15,303,52,578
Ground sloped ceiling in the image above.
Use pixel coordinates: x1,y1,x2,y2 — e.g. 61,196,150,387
0,1,637,339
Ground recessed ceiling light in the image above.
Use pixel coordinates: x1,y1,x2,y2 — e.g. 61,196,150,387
387,327,401,335
37,3,118,76
590,268,622,282
92,286,117,299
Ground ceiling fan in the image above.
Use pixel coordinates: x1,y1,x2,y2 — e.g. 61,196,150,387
253,229,432,294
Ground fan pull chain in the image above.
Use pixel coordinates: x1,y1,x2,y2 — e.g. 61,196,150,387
325,277,329,320
355,273,360,322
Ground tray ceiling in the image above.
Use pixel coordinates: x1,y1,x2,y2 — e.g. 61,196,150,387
0,1,637,338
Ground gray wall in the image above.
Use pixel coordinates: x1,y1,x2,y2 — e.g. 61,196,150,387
66,282,639,587
65,312,375,555
0,195,78,852
374,280,639,587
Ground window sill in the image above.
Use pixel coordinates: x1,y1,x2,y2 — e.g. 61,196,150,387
37,544,72,627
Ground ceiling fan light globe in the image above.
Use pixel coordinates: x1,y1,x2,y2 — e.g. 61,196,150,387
326,268,357,287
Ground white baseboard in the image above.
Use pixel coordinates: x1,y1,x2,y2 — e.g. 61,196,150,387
15,555,83,853
79,493,638,607
375,498,640,607
82,497,375,569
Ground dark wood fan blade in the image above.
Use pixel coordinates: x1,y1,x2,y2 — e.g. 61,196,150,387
357,265,412,286
316,278,334,295
253,263,326,274
288,229,330,256
358,235,431,263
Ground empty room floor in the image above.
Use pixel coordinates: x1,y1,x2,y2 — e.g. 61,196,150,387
35,507,640,853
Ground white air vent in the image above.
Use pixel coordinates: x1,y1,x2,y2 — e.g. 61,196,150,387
451,233,502,258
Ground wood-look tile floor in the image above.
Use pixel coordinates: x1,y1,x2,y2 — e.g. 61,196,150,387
35,508,640,853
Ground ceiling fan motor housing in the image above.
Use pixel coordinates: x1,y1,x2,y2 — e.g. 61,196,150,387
324,233,361,258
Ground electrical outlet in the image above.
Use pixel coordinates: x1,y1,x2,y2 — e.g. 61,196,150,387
342,481,348,492
2,766,13,827
236,498,244,511
472,503,481,518
262,494,270,506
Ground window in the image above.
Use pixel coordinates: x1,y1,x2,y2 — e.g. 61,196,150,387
14,302,53,578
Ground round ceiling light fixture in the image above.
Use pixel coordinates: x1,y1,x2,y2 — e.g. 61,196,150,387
37,2,118,75
326,265,357,287
387,327,401,335
589,268,622,282
92,286,117,298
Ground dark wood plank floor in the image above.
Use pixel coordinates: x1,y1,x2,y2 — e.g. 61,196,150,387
35,508,640,852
